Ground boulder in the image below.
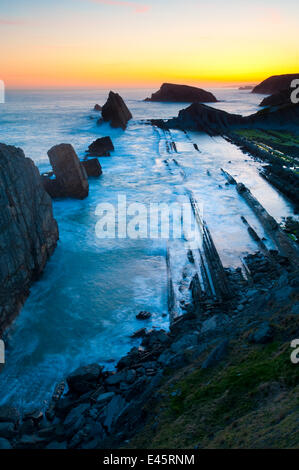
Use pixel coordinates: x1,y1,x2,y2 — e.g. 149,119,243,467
252,74,299,94
101,91,132,129
45,144,89,199
130,328,147,339
0,144,58,334
86,137,114,157
136,311,151,320
67,363,104,395
0,405,20,425
102,395,128,433
81,159,102,177
201,340,229,369
249,322,273,344
93,104,102,112
0,438,12,449
0,422,15,439
145,83,217,103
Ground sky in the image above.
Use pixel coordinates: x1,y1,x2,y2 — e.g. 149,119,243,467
0,0,299,88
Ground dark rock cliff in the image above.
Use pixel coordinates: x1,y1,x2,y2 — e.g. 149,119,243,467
259,88,292,107
252,74,299,94
158,102,299,135
0,143,59,334
156,102,243,135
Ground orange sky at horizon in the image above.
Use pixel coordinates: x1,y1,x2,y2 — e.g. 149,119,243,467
1,0,299,89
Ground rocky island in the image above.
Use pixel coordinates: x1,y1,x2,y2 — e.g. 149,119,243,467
145,83,217,103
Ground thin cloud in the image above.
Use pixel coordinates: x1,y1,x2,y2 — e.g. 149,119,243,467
0,18,27,25
88,0,150,13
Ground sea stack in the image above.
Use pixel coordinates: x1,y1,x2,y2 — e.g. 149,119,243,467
44,144,89,199
101,91,132,129
0,143,59,333
145,83,217,103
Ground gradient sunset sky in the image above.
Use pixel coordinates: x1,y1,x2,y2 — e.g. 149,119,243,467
1,0,299,88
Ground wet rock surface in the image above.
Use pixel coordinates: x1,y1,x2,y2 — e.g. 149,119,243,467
0,143,59,334
86,137,114,157
7,249,298,449
81,158,102,177
43,144,89,199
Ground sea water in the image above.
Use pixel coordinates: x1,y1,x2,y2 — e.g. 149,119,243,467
0,88,295,410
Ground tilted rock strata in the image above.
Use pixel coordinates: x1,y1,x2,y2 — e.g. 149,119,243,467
0,143,59,334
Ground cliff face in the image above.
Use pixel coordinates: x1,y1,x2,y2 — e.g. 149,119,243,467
0,144,59,334
252,74,299,94
259,89,291,107
159,101,299,135
145,83,217,103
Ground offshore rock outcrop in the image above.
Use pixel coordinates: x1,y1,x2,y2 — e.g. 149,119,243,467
86,137,114,157
43,144,89,199
145,83,217,103
154,103,243,135
252,74,299,94
101,91,132,130
0,144,59,334
81,159,102,177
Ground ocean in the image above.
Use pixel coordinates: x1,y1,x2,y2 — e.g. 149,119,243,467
0,87,295,410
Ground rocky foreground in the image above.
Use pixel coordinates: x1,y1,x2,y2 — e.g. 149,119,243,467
0,144,58,335
0,246,297,449
0,160,298,448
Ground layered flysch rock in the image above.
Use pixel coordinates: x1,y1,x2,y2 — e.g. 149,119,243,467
0,143,59,334
252,74,299,94
43,144,89,199
157,101,299,135
145,83,217,103
157,102,243,135
101,91,132,129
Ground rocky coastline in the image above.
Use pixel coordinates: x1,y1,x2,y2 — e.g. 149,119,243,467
0,82,298,450
0,246,298,449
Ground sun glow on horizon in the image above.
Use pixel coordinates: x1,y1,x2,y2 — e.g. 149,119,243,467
1,0,299,89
